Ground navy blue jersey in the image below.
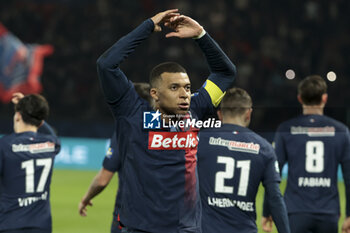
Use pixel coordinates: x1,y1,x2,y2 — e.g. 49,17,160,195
275,114,350,215
198,124,281,233
0,131,60,231
97,18,236,233
111,84,211,233
102,131,122,232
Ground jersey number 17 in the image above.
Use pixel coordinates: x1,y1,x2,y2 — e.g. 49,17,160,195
21,158,52,193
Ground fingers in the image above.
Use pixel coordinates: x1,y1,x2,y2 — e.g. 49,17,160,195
165,9,179,14
165,32,181,38
169,15,187,23
78,200,93,216
11,92,24,104
261,217,273,232
12,92,24,98
78,203,87,217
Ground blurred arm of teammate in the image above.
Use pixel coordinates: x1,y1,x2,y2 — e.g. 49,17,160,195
262,182,290,233
165,15,236,107
96,9,179,106
341,137,350,233
262,129,288,230
78,168,114,217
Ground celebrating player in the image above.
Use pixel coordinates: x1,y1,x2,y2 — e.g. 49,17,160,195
78,83,152,233
97,9,236,233
263,75,350,233
197,88,290,233
0,93,60,233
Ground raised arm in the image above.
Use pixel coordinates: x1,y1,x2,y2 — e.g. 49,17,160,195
165,15,237,105
97,10,179,105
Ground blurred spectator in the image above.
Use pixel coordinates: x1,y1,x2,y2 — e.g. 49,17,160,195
0,0,349,137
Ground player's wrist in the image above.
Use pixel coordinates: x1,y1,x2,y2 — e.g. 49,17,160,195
192,27,206,39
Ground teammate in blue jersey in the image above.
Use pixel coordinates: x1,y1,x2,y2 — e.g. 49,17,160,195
0,93,60,233
197,88,290,233
79,83,152,233
97,9,236,233
262,75,350,233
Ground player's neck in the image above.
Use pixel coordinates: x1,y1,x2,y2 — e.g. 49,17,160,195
302,105,324,115
15,122,38,133
222,117,247,127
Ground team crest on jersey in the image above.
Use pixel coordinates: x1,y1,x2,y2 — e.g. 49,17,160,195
148,131,198,150
106,147,113,158
209,137,260,154
143,110,161,129
275,161,280,173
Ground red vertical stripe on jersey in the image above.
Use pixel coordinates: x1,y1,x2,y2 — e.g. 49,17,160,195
184,147,198,207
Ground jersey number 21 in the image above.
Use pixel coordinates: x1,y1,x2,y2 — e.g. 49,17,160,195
215,156,251,196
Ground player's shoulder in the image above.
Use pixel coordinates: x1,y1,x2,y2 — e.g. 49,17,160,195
248,130,275,156
276,115,302,131
0,133,17,144
322,115,349,131
278,114,348,132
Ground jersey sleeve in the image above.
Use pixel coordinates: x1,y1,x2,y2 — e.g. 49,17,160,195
341,128,350,216
0,138,3,175
264,182,291,233
97,19,154,117
262,145,281,186
190,87,215,120
102,132,120,172
274,125,288,172
38,121,56,135
190,33,236,117
195,33,236,95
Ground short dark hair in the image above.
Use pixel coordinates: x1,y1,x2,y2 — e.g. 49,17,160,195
14,94,49,127
220,88,252,117
149,62,187,88
298,75,327,105
134,82,152,103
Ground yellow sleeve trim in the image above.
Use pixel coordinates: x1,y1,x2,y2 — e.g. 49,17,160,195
203,80,225,107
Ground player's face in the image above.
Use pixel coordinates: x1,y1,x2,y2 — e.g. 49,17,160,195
156,72,191,116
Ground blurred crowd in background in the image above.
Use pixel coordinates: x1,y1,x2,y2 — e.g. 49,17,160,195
0,0,349,138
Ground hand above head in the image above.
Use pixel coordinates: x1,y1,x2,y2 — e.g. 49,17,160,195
11,92,25,105
164,15,204,39
150,9,180,32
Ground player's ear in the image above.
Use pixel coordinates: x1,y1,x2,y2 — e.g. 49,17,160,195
297,95,303,105
245,108,252,123
150,88,159,101
39,120,44,128
321,93,328,105
217,109,223,121
14,112,22,122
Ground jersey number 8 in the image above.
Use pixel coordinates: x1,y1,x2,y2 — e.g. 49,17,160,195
305,141,324,173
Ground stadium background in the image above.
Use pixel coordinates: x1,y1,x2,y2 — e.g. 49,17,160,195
0,0,349,232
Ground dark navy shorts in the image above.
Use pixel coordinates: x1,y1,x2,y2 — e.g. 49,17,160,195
289,213,338,233
111,218,122,233
0,228,50,233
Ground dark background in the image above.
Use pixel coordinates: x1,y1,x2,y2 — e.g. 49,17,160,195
1,0,349,138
